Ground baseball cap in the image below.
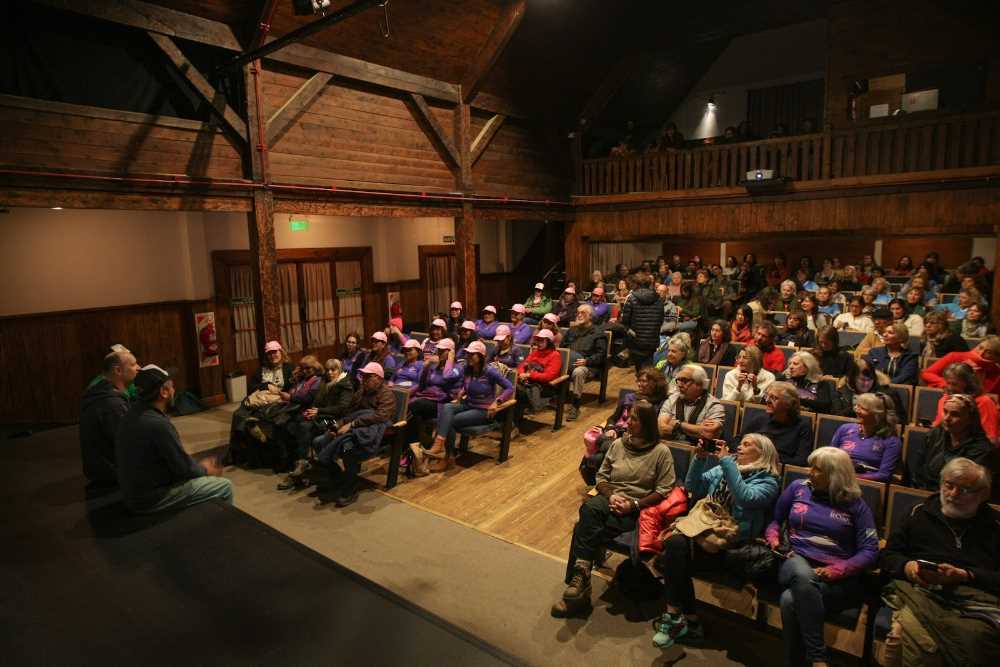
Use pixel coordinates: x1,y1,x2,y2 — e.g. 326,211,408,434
403,339,422,350
542,313,559,324
264,340,283,353
482,305,497,314
493,325,511,341
358,362,384,378
431,318,447,329
592,287,605,296
563,286,576,295
370,331,388,343
134,364,177,400
511,304,526,314
534,329,554,340
461,320,476,331
389,317,403,330
466,341,488,356
872,307,892,320
435,338,455,351
534,282,545,291
450,301,463,310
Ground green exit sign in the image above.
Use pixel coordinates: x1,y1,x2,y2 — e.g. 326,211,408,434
289,218,309,232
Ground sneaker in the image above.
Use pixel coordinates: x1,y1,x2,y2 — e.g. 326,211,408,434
566,405,580,421
652,614,703,649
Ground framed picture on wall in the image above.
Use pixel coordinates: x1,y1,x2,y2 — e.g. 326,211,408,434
195,312,221,368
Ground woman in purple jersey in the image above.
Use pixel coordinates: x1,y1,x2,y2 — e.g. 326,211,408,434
830,392,901,481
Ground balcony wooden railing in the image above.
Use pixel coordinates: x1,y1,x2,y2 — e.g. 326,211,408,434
579,110,1000,196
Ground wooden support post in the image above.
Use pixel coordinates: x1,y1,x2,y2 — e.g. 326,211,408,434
408,93,460,168
454,101,477,312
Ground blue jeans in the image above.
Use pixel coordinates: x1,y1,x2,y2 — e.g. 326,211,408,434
436,402,489,449
135,476,234,514
778,555,862,664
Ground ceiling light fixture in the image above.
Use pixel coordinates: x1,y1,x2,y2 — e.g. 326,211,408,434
51,206,63,210
707,95,717,111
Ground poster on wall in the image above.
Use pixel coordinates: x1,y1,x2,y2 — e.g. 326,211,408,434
195,312,221,368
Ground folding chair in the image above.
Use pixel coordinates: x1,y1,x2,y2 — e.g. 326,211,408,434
913,387,943,425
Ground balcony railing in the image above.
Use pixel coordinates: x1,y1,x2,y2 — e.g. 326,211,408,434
579,110,1000,196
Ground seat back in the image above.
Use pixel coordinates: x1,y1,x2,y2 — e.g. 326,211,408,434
390,387,410,425
742,402,768,428
963,336,984,349
885,485,933,536
557,347,571,376
777,345,796,366
902,425,932,484
408,331,429,343
668,442,694,485
839,331,866,348
769,311,789,326
514,343,532,360
913,387,943,425
713,366,735,399
720,400,739,444
696,363,717,389
907,336,921,354
815,414,858,449
887,384,913,424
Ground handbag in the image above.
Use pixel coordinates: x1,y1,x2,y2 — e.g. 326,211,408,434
671,497,740,553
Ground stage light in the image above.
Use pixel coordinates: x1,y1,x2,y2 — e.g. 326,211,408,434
51,206,63,210
707,95,717,111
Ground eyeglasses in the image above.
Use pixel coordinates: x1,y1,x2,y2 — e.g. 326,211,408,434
675,377,694,385
942,480,980,497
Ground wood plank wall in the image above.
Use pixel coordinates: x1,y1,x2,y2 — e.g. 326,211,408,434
0,298,223,424
470,112,569,199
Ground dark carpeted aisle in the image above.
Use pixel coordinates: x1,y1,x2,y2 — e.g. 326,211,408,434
0,426,521,667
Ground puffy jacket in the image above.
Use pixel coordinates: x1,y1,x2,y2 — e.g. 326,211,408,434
518,347,562,384
686,455,781,544
620,287,665,353
638,486,689,555
523,294,553,319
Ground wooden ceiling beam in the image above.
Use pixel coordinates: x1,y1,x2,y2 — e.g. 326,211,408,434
406,94,460,169
248,0,282,50
146,31,248,144
471,114,506,166
460,0,526,104
265,72,333,146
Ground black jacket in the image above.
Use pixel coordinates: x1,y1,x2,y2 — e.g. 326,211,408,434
552,299,580,326
881,495,1000,595
315,373,356,418
926,333,969,358
250,363,295,393
737,410,813,466
79,378,130,484
620,287,665,353
819,350,853,377
562,324,607,369
908,428,992,490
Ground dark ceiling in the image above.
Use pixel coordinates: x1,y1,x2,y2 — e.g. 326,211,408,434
145,0,835,128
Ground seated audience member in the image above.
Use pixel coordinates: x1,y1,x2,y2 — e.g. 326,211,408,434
80,349,139,487
871,277,893,304
860,287,878,315
834,296,874,332
389,339,424,387
589,270,604,292
783,351,835,414
87,343,138,401
405,338,463,454
798,269,819,294
922,336,1000,394
815,286,842,317
411,341,513,475
475,305,500,340
698,320,732,365
253,340,296,392
338,334,365,379
313,362,396,506
513,329,563,426
552,400,676,617
358,331,397,380
770,280,800,312
385,318,408,353
588,287,611,324
553,287,580,326
891,255,914,276
621,273,665,372
539,312,564,348
909,394,993,490
722,345,776,403
799,294,831,332
613,279,631,307
936,287,981,322
423,318,449,356
278,358,355,490
921,310,969,366
656,283,681,334
853,307,894,360
880,458,1000,667
778,310,816,348
867,322,919,385
962,302,989,338
455,320,479,360
657,337,691,393
508,304,534,344
651,434,782,648
116,365,232,513
562,305,607,422
657,365,725,443
816,326,853,377
827,280,848,310
830,392,902,481
580,369,668,482
675,280,704,331
889,298,924,338
730,304,754,343
932,362,999,443
738,382,813,466
833,357,900,415
490,325,523,369
766,447,879,667
446,301,465,337
754,321,786,373
903,286,928,316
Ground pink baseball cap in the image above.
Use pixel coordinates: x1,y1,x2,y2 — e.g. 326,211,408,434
403,339,422,350
264,340,283,353
511,304,526,314
542,313,559,324
466,341,488,356
431,318,447,329
435,338,455,351
534,282,544,290
450,301,463,310
493,325,511,341
563,286,576,295
359,362,384,378
534,328,554,340
592,287,605,296
482,305,497,314
460,320,477,331
389,317,403,330
370,331,388,343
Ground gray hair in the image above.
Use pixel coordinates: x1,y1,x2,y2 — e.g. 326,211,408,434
808,446,862,506
669,337,692,357
738,433,781,476
781,279,797,292
768,381,801,416
680,363,710,389
789,351,823,383
941,457,992,492
576,303,594,321
855,392,898,437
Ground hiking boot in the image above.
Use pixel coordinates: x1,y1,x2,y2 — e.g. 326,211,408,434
550,596,591,618
566,405,580,421
562,560,592,603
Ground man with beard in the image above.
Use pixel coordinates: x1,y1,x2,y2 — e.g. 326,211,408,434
115,365,232,513
562,305,607,421
880,458,1000,666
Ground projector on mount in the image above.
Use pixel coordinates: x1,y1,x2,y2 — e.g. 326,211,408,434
739,169,790,193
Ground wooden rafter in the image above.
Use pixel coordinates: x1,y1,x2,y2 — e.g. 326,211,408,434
461,0,526,104
265,72,333,146
407,93,460,169
471,114,506,166
248,0,281,50
146,32,248,144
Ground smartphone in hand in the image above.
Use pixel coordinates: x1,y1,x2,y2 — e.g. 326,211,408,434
916,559,940,572
698,438,719,454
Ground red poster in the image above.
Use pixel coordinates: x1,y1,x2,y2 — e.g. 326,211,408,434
195,312,221,368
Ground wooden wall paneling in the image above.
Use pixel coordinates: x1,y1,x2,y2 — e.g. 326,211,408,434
265,72,334,146
727,237,875,267
881,237,974,270
661,240,722,266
